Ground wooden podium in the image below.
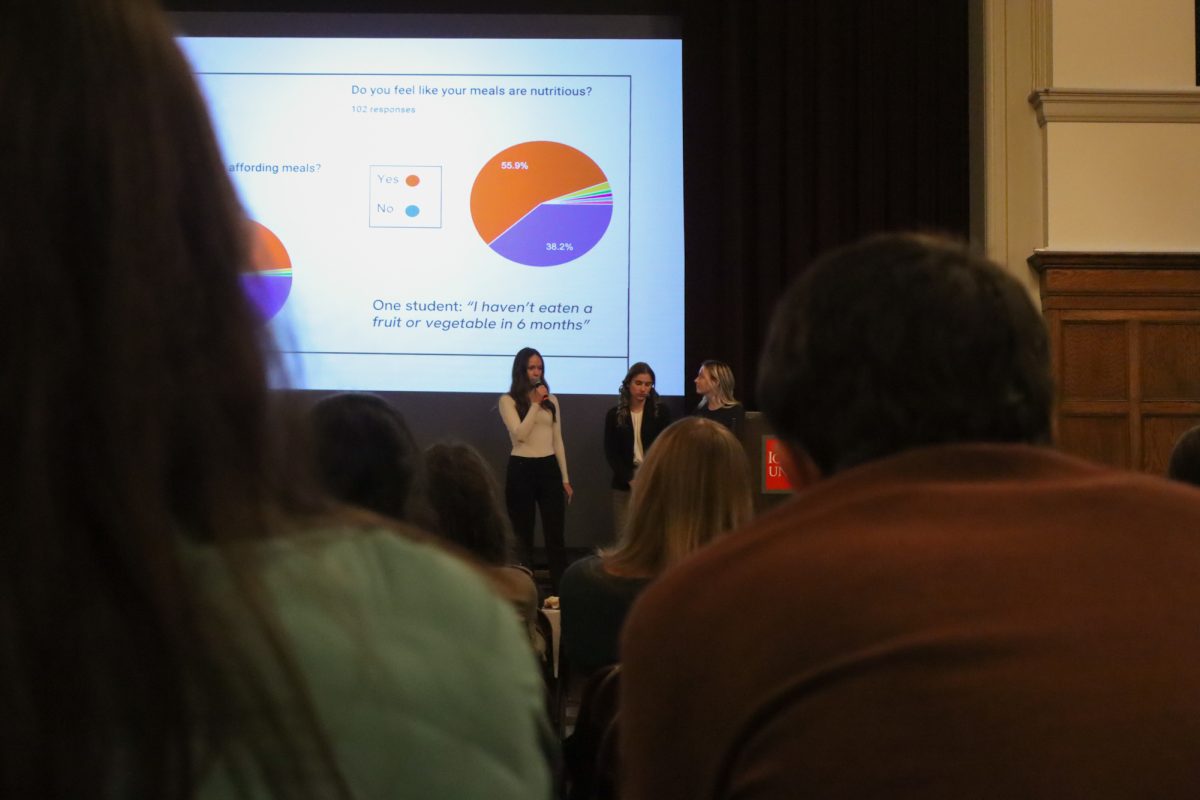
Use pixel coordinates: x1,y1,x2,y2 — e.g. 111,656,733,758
1029,251,1200,474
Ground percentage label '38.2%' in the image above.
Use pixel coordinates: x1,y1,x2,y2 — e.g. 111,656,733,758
470,140,613,267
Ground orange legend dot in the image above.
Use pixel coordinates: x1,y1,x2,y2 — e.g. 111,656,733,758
406,175,420,187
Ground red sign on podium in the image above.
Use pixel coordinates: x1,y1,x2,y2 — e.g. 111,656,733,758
762,436,794,493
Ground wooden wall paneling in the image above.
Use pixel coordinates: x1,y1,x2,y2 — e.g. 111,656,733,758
1143,414,1200,474
1058,320,1129,400
1029,251,1200,473
1057,413,1131,467
1140,321,1200,399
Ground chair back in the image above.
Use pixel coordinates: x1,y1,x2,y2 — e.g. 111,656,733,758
564,664,621,800
535,608,557,708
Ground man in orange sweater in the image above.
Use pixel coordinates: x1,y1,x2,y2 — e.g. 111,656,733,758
620,233,1200,798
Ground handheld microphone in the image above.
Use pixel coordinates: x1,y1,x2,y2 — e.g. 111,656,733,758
533,380,556,415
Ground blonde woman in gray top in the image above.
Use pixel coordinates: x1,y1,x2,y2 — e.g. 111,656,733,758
499,347,572,590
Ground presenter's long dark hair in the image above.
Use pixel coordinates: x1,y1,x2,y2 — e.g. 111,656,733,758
616,361,662,426
0,0,345,797
508,346,550,420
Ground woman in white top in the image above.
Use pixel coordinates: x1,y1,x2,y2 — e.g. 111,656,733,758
499,347,573,590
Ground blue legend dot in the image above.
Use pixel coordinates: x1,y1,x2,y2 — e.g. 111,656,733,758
405,205,420,218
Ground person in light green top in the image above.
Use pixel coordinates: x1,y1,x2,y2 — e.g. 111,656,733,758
0,2,552,797
192,528,554,800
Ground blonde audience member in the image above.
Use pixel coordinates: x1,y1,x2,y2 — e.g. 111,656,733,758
560,417,753,674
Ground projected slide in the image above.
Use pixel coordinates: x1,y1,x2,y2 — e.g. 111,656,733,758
180,35,683,393
472,141,614,267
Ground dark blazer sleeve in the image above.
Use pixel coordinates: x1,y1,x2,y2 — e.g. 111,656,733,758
604,407,633,490
642,402,672,455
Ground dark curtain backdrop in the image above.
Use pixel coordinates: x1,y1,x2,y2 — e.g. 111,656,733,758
680,1,969,407
165,0,970,408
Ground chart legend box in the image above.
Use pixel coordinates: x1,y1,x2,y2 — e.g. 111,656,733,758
370,165,443,228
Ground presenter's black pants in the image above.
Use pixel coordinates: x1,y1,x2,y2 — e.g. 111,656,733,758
505,454,566,592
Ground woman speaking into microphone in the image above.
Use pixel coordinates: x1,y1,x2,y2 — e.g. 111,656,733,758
499,347,572,591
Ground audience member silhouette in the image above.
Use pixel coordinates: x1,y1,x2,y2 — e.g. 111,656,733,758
0,2,551,797
425,442,541,648
620,233,1200,799
1167,424,1200,486
309,392,437,529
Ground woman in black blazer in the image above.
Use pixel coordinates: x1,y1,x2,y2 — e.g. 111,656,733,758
603,362,671,534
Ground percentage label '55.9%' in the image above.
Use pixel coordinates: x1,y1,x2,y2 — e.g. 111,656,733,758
500,161,529,169
546,242,574,251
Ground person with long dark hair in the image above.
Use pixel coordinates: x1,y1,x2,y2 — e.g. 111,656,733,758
603,362,672,534
0,2,551,797
499,347,572,591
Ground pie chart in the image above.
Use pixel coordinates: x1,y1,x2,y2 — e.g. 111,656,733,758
470,141,613,267
241,221,292,321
